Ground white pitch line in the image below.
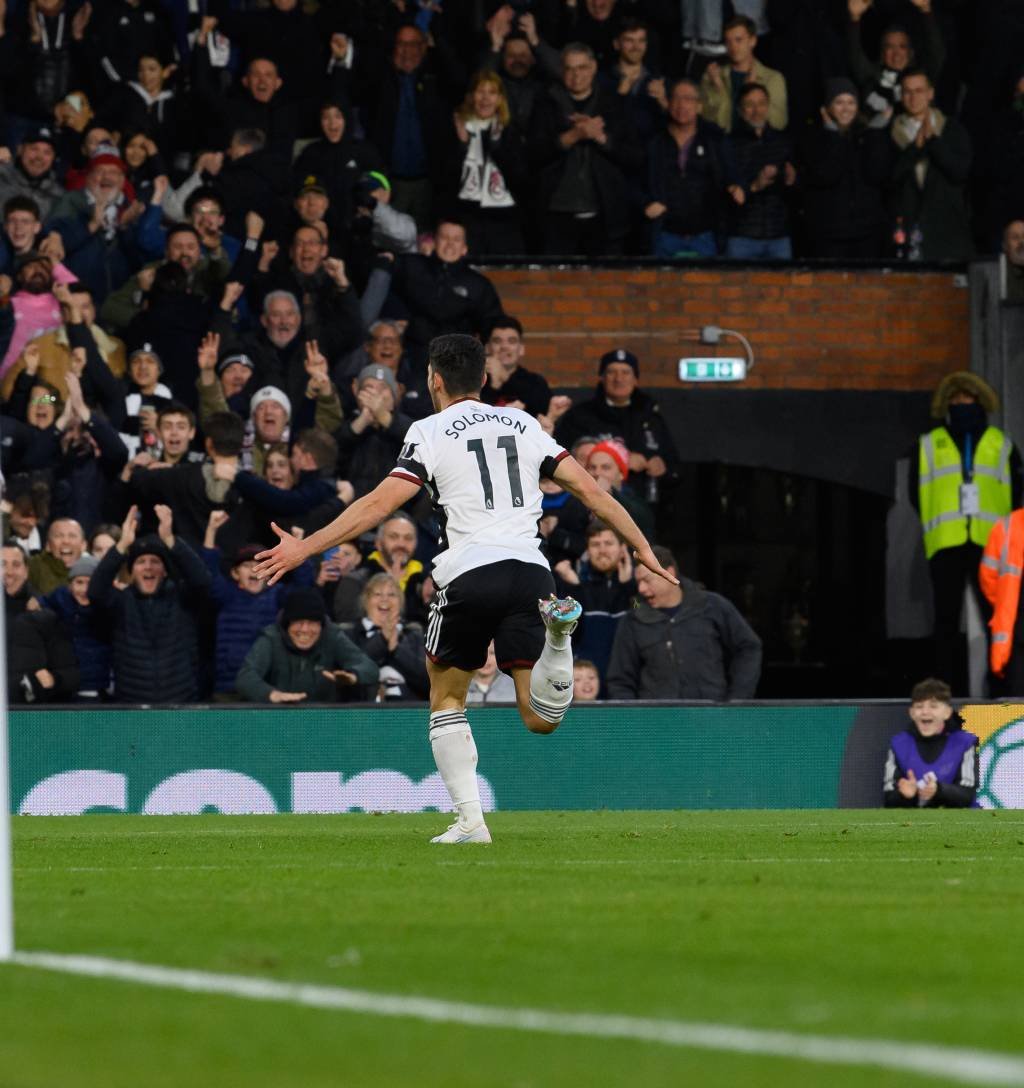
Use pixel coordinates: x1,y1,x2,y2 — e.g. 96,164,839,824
8,952,1024,1086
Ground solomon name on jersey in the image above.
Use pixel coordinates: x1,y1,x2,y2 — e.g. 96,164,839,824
389,398,569,587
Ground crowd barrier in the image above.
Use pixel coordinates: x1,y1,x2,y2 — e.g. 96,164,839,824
9,701,1024,814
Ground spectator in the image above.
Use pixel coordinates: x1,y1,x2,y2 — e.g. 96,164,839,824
387,219,503,367
194,54,300,162
913,372,1020,691
201,512,311,700
336,364,413,501
2,282,126,404
42,553,113,700
291,99,385,229
88,523,120,561
532,43,640,257
573,658,601,701
107,54,182,160
47,146,144,304
585,438,656,541
352,172,419,260
797,78,893,258
481,315,554,421
337,320,429,421
88,504,211,703
236,585,379,703
883,677,978,807
1004,220,1024,303
700,16,787,133
465,639,517,704
644,77,725,258
607,545,762,699
722,82,795,260
0,195,66,279
3,541,79,703
27,515,85,593
348,572,429,701
606,18,668,149
118,345,174,458
563,0,626,69
364,512,429,626
0,251,69,379
318,539,370,624
554,520,637,688
846,0,945,130
216,129,290,243
120,131,167,209
360,24,459,231
86,0,174,102
478,25,557,130
1,482,49,554
0,128,65,221
555,348,680,507
890,69,972,262
448,71,527,256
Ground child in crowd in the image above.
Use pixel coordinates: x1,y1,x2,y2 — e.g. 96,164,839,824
573,659,601,702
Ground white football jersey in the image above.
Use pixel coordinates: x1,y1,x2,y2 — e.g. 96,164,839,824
389,398,569,587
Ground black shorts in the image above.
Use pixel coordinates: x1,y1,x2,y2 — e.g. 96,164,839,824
424,560,555,672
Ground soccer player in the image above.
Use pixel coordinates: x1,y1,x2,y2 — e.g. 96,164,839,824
254,334,676,843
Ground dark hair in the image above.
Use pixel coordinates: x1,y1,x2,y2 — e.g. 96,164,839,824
157,403,196,429
69,283,93,300
899,66,931,86
184,186,224,217
428,334,486,397
738,81,770,104
89,522,121,548
669,76,701,97
294,427,338,472
166,223,201,248
616,16,648,35
203,411,245,457
3,195,41,221
487,314,524,339
723,15,757,35
651,544,678,573
586,520,624,544
230,127,267,153
910,677,951,704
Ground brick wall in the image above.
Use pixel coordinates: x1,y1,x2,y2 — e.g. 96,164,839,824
486,266,970,392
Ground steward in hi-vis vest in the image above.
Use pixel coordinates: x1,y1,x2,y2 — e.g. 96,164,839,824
910,372,1021,693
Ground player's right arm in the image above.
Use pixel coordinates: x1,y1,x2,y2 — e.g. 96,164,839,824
552,455,679,585
253,475,421,585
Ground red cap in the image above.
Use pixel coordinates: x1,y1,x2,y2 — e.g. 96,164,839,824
88,153,127,173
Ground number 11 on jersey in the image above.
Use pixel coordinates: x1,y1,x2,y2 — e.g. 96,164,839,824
467,435,524,509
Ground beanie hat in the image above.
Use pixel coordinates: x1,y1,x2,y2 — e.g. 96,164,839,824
824,77,858,105
588,438,630,479
126,534,169,570
281,586,326,626
599,348,639,376
69,555,100,579
128,342,163,370
250,385,292,419
217,352,255,376
357,364,399,399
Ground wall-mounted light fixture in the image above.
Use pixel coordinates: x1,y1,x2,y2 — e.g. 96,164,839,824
678,326,755,382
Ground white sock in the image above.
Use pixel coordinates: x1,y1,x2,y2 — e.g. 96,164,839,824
429,711,483,828
529,633,574,724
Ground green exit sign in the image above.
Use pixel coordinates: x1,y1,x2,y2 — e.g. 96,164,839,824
678,358,748,382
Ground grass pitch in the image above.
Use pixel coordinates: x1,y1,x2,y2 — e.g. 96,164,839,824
2,810,1024,1088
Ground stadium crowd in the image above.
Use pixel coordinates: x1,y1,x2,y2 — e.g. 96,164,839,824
0,0,1020,703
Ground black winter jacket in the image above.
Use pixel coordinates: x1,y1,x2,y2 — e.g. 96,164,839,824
88,537,212,703
646,120,726,238
607,578,762,700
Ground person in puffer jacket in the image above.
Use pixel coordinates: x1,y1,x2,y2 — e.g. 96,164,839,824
87,502,210,703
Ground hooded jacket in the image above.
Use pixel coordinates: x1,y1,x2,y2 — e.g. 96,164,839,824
236,619,379,702
606,577,762,700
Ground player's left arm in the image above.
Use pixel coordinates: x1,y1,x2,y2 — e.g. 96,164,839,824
254,475,421,585
552,455,679,585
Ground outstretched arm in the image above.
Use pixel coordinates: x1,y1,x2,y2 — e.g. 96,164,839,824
253,474,421,585
552,456,678,584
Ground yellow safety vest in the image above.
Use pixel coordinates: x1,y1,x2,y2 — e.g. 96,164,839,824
918,425,1013,559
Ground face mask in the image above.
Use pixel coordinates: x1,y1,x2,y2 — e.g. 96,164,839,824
947,401,986,435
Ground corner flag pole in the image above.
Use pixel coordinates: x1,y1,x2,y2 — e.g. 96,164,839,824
0,465,13,960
